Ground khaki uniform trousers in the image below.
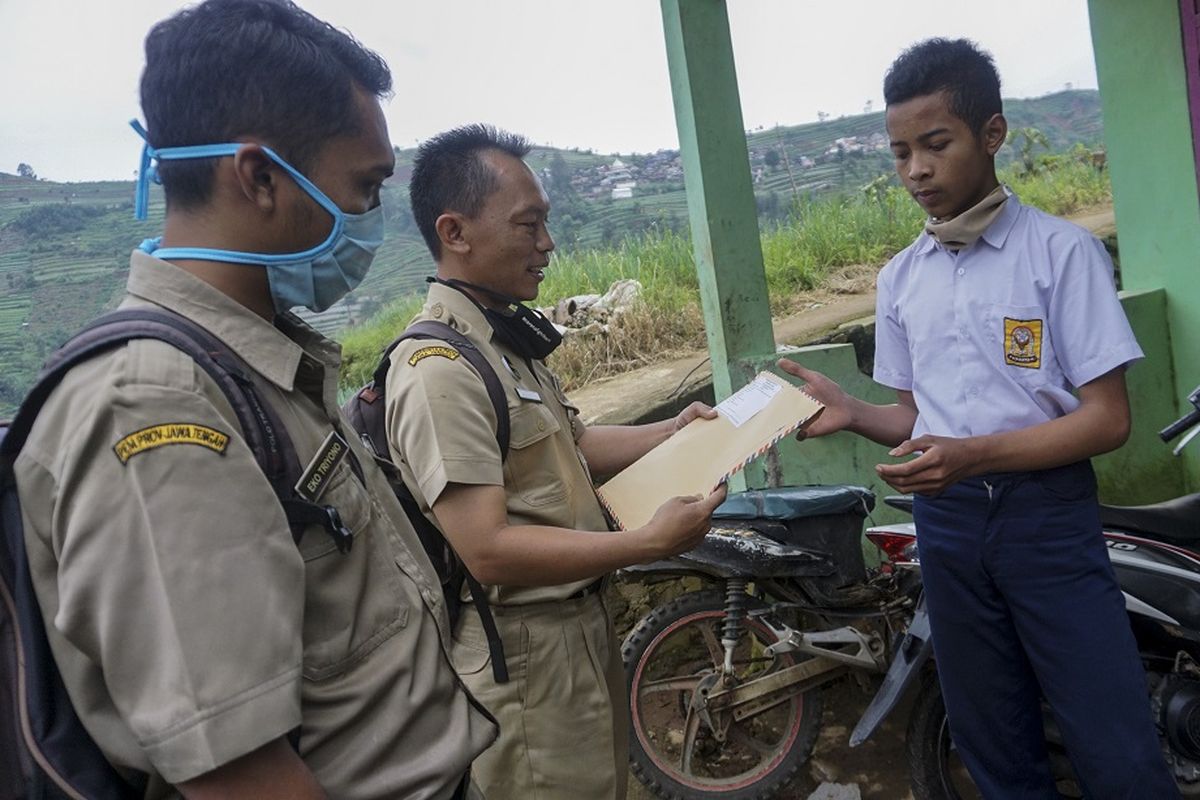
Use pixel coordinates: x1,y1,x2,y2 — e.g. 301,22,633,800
451,590,629,800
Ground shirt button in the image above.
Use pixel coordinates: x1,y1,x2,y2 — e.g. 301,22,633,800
537,420,546,432
968,387,979,397
956,267,966,276
431,303,444,319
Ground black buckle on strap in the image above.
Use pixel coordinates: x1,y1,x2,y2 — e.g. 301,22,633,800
281,498,354,554
322,505,354,554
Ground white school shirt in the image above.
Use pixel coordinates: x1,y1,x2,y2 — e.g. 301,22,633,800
873,192,1143,439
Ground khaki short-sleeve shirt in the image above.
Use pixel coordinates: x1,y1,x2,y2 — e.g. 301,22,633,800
15,252,496,798
385,282,610,605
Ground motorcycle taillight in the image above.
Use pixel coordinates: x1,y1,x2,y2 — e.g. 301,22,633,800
866,529,919,566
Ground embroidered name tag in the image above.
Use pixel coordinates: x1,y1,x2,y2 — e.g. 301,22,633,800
114,423,229,464
1004,317,1043,369
295,431,350,502
409,345,459,366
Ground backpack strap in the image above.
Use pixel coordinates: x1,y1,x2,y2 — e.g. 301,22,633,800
348,320,512,683
5,308,353,552
462,572,507,683
378,320,510,458
391,321,513,683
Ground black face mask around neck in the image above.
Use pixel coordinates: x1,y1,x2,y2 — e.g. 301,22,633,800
432,277,563,361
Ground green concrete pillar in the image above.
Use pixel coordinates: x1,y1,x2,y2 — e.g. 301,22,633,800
1089,0,1200,489
660,0,774,404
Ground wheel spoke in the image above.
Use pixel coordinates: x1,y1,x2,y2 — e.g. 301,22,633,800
699,620,724,667
637,674,704,697
680,704,702,775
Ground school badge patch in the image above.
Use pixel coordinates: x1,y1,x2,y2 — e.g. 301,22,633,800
1004,317,1043,369
114,423,229,464
408,345,460,366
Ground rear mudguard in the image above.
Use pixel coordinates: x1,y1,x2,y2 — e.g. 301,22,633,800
849,595,932,746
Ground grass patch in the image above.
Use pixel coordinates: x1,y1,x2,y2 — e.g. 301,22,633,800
338,295,424,390
1002,159,1111,216
550,302,706,391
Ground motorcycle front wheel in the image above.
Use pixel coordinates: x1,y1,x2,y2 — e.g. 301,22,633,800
906,673,1082,800
622,589,822,800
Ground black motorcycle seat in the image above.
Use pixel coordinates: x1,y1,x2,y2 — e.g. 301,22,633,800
713,485,875,521
1099,493,1200,542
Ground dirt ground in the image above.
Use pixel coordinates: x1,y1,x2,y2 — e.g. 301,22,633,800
626,678,917,800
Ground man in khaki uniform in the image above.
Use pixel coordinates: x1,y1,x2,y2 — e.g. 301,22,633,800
14,2,495,797
387,125,727,800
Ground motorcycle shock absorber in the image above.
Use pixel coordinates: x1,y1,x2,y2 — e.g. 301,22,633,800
721,578,749,678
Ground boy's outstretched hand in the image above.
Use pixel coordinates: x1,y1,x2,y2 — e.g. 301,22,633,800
776,358,854,439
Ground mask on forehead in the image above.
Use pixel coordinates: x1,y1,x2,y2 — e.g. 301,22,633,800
129,120,384,314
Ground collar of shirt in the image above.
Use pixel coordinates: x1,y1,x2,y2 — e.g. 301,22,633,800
425,280,497,344
124,249,341,396
912,188,1023,257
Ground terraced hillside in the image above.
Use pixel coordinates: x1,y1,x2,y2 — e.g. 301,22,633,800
0,89,1103,414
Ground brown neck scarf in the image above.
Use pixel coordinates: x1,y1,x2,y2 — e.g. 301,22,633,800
924,184,1008,252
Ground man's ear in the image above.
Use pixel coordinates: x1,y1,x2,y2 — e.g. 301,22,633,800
230,144,278,212
981,113,1008,157
436,212,471,255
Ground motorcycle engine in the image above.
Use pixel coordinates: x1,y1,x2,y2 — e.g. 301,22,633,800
1152,673,1200,787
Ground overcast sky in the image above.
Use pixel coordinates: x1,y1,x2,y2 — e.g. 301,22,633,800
0,1,1100,183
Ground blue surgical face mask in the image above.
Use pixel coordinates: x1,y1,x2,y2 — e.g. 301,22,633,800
130,120,384,314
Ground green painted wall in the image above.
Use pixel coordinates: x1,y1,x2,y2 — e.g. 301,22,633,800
1089,290,1184,502
1089,0,1200,489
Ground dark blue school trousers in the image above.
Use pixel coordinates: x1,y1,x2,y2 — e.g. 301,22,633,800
913,461,1178,799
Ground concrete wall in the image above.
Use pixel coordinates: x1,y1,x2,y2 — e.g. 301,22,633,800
1089,0,1200,489
1094,289,1187,502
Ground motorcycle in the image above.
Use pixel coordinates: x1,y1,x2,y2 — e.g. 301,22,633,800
860,383,1200,799
619,484,929,799
619,384,1200,800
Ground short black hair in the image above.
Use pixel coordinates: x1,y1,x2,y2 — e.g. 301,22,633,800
883,38,1002,134
140,0,391,209
409,124,533,260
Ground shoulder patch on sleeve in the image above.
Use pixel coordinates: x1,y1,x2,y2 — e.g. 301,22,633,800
409,345,460,366
113,422,230,464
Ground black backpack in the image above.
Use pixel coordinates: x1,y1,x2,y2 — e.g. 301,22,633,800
342,320,511,684
0,308,358,799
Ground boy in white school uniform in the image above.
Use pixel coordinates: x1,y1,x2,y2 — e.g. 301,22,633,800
780,38,1178,798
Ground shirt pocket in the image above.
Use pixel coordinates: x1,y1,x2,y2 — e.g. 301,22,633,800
505,401,567,507
988,302,1057,388
297,461,408,681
